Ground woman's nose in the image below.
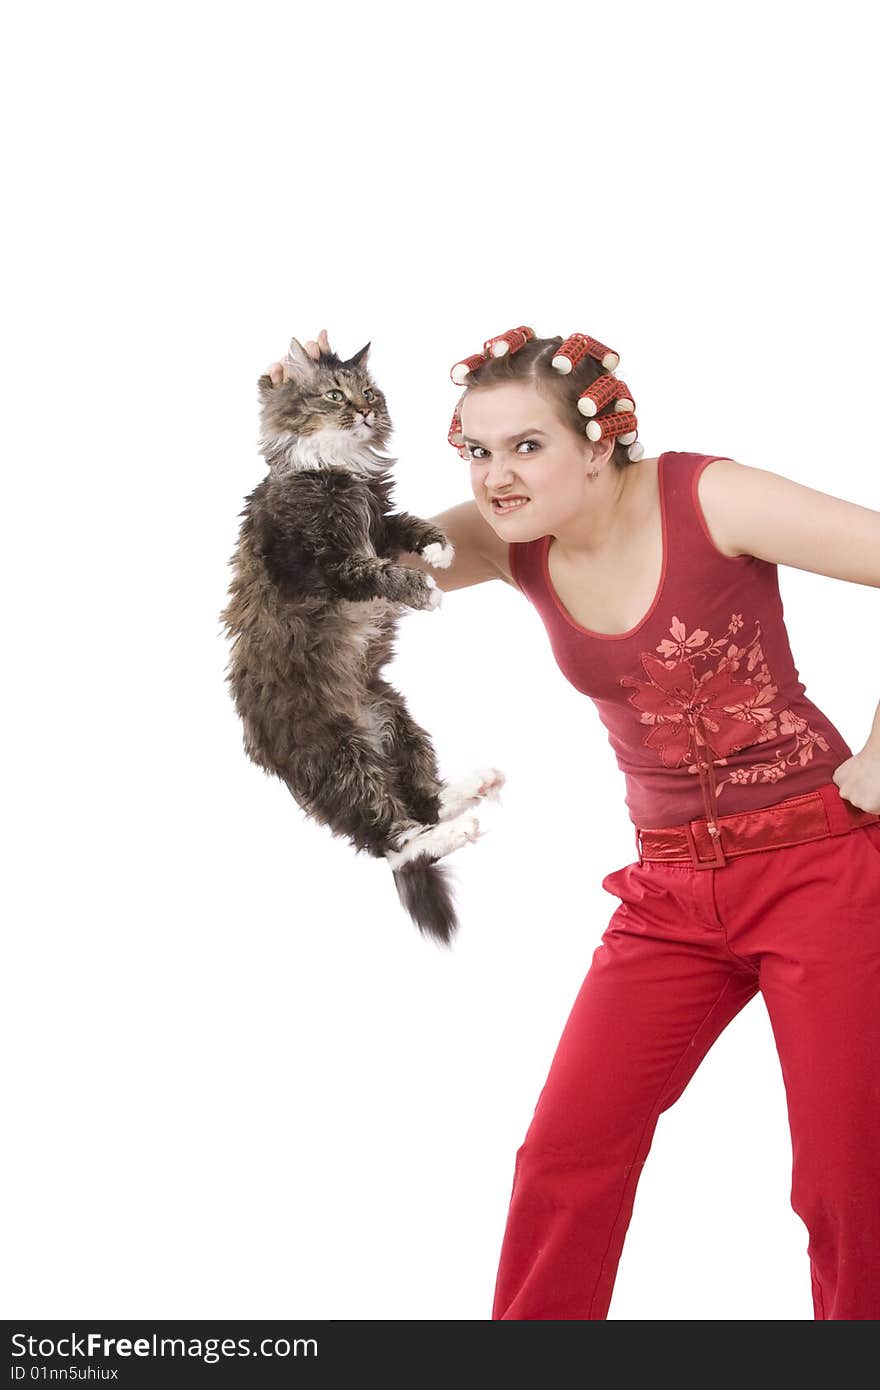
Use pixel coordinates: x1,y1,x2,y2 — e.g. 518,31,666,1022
486,459,515,482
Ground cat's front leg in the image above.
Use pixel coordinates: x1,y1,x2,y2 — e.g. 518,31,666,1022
324,555,443,611
384,513,455,570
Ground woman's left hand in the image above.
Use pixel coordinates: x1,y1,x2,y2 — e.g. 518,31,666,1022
832,748,880,814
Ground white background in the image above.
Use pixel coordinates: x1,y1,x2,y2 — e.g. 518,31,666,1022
4,0,879,1321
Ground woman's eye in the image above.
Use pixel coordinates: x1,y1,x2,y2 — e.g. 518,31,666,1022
468,440,539,461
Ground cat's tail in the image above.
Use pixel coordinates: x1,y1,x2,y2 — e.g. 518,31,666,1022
391,859,459,947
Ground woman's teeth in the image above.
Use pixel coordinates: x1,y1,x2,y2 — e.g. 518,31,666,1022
493,497,529,512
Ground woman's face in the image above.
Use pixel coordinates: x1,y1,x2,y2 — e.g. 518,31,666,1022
459,381,599,539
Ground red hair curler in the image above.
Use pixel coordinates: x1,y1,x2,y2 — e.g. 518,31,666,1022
585,410,639,444
590,414,643,458
552,333,620,374
448,403,466,449
577,373,635,417
483,325,536,357
450,352,489,386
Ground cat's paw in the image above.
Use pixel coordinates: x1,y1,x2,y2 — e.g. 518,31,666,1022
386,811,485,870
439,767,506,819
424,574,443,610
421,540,455,570
459,813,484,846
392,566,444,611
475,767,506,801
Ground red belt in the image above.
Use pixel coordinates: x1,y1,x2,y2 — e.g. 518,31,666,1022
635,782,880,870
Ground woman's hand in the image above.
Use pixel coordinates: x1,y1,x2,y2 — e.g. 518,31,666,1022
832,748,880,815
265,328,330,385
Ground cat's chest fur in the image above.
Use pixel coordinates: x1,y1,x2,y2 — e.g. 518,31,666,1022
313,466,394,555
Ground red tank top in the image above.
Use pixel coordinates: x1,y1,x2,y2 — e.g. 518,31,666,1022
508,451,853,830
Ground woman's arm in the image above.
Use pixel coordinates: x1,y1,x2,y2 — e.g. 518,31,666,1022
397,498,513,592
701,458,880,809
263,346,513,593
699,458,880,584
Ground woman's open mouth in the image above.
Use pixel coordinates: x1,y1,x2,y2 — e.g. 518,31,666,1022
492,496,530,514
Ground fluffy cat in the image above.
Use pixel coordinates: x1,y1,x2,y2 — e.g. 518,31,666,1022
219,330,504,945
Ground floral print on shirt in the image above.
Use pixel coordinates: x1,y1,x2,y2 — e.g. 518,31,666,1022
619,612,832,805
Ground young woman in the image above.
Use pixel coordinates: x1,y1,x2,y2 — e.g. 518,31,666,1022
270,327,880,1318
400,329,880,1321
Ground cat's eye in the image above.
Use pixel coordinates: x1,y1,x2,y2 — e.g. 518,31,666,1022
325,390,344,402
363,389,375,402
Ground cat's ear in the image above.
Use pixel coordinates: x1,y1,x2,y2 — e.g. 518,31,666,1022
346,340,371,370
283,337,321,383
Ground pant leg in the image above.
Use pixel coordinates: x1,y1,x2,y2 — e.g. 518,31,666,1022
737,822,880,1320
491,859,760,1320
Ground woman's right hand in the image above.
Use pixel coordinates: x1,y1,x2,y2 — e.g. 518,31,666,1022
264,329,329,386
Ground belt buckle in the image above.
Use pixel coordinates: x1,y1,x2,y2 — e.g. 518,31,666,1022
684,817,727,869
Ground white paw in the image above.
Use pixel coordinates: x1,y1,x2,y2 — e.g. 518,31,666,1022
422,540,455,570
424,574,443,609
438,767,506,818
460,813,483,845
385,810,485,869
475,767,506,802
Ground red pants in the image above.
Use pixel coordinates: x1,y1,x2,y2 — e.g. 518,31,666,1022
491,783,880,1319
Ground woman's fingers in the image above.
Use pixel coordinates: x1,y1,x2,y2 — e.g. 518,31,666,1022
303,329,331,359
265,331,330,385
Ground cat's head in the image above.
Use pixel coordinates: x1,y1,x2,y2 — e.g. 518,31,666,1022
257,333,394,476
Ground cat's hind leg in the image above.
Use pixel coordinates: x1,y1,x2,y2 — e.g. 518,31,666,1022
288,717,479,868
364,677,505,823
384,811,485,872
